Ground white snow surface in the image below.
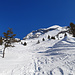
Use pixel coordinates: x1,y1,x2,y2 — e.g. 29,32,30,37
23,25,66,39
0,25,75,75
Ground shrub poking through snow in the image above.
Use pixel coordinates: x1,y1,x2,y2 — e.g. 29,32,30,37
64,33,67,37
42,38,45,41
48,35,50,40
51,36,55,40
36,40,40,44
23,42,27,46
21,42,23,45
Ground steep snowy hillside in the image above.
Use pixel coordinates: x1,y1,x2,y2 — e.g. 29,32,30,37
0,25,75,75
23,25,68,40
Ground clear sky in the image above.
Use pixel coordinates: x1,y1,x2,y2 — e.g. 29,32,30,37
0,0,75,39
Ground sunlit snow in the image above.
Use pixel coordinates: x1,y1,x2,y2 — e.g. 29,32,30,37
0,25,75,75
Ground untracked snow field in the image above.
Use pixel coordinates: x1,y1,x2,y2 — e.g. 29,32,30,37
0,27,75,75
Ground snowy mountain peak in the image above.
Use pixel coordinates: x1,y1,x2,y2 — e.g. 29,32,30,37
23,25,67,40
48,25,61,29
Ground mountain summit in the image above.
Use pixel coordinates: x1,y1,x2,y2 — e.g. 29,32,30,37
23,25,68,40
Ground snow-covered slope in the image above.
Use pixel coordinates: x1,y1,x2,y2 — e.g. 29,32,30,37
0,25,75,75
23,25,68,40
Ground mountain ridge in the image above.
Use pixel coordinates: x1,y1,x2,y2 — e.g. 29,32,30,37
23,25,68,40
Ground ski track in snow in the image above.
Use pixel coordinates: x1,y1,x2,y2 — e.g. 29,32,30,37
0,36,75,74
27,37,75,75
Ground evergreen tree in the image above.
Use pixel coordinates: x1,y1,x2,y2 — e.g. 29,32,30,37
37,40,40,44
23,42,27,46
42,38,45,41
0,37,3,45
70,23,75,37
2,28,16,58
3,28,16,45
48,35,50,40
51,36,55,40
64,33,67,37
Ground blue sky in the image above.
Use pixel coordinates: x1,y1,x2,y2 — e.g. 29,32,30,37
0,0,75,39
